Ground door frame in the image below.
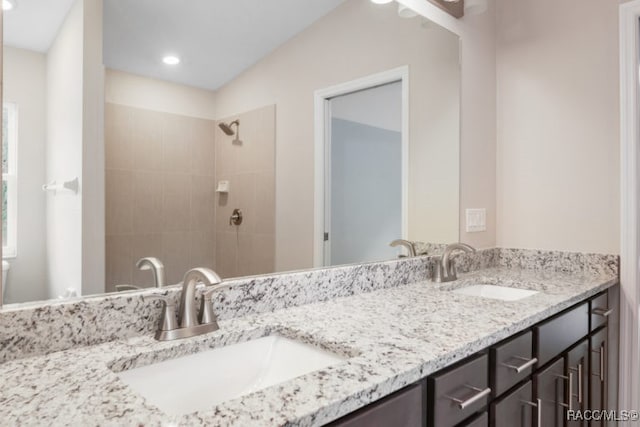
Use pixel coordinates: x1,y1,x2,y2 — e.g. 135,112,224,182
619,0,640,414
313,66,410,267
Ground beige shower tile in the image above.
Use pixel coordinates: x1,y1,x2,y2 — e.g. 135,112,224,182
189,231,215,270
233,173,257,234
250,106,276,172
106,170,133,235
191,175,215,232
215,123,237,176
161,232,192,285
255,170,275,234
162,174,191,232
215,232,238,279
133,172,163,234
106,234,133,293
235,232,253,278
191,119,216,176
131,233,163,287
251,233,276,275
133,109,163,172
162,114,192,173
105,104,134,170
215,174,237,232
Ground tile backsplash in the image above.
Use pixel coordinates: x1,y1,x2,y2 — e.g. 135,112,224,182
0,248,618,364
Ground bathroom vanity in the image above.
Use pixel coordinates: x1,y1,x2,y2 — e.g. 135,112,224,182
0,250,619,426
328,289,616,427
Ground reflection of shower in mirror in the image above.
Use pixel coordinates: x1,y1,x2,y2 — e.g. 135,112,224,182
218,120,240,136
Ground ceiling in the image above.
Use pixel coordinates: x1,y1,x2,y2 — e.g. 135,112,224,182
103,0,348,90
4,0,347,90
4,0,76,52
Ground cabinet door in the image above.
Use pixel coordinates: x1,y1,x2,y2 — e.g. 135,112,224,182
590,327,607,427
567,339,590,427
534,358,566,427
491,381,536,427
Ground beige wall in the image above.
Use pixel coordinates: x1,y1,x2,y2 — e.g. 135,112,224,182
215,106,276,278
496,0,619,254
215,0,462,271
2,47,48,303
105,69,216,120
104,103,217,289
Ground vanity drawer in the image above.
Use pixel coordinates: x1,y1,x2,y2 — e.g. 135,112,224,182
491,331,535,397
590,292,611,331
534,302,589,366
427,353,489,427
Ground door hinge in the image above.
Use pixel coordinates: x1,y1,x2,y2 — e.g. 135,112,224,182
324,232,329,241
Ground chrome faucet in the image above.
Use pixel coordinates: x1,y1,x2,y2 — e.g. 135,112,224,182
390,239,417,257
433,243,476,282
136,257,166,288
147,267,229,341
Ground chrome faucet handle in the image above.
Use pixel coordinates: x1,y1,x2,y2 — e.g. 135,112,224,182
199,284,231,326
145,293,178,332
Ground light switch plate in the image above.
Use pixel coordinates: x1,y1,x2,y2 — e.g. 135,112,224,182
466,208,486,233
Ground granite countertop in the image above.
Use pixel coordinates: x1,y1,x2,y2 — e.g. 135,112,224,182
0,267,617,427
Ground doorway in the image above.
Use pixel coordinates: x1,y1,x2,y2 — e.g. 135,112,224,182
313,67,409,267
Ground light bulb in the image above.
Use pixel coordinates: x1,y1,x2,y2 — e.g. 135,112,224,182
162,55,181,65
370,0,393,4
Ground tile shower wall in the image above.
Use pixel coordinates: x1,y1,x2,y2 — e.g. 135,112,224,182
215,105,276,278
105,103,217,290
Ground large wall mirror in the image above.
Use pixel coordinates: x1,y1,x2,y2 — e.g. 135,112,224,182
1,0,460,305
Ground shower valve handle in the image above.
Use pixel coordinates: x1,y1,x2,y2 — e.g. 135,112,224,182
230,209,243,226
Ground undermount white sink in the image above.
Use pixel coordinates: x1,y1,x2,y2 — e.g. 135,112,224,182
452,284,538,301
115,335,346,416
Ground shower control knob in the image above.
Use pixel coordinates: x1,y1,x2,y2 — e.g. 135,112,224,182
230,209,243,226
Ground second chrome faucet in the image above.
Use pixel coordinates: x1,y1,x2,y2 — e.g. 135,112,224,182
148,267,229,341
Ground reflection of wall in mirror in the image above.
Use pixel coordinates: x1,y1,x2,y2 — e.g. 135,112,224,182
214,0,461,271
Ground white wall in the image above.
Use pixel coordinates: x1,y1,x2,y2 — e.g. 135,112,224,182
2,47,48,303
105,69,216,119
46,0,85,298
495,0,619,254
81,0,105,296
215,0,461,271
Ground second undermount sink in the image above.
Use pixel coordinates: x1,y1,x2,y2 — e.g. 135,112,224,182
115,335,347,416
452,284,539,301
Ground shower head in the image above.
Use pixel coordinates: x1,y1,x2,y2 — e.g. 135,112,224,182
218,120,239,136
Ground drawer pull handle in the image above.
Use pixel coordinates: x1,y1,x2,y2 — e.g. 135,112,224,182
522,398,542,427
502,356,538,373
591,343,606,382
592,308,613,317
448,385,491,410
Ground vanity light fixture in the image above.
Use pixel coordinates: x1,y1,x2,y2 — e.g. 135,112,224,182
2,0,16,11
370,0,393,4
162,55,181,65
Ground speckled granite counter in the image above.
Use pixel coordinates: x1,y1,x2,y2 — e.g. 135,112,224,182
0,267,617,427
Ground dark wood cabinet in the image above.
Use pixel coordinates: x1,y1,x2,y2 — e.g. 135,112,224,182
589,327,608,427
328,288,617,427
566,339,590,426
534,358,565,427
491,381,535,427
326,382,425,427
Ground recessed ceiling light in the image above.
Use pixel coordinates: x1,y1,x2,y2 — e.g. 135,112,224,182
162,55,180,65
2,0,16,11
370,0,393,4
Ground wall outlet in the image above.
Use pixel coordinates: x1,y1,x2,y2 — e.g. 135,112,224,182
466,208,486,233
